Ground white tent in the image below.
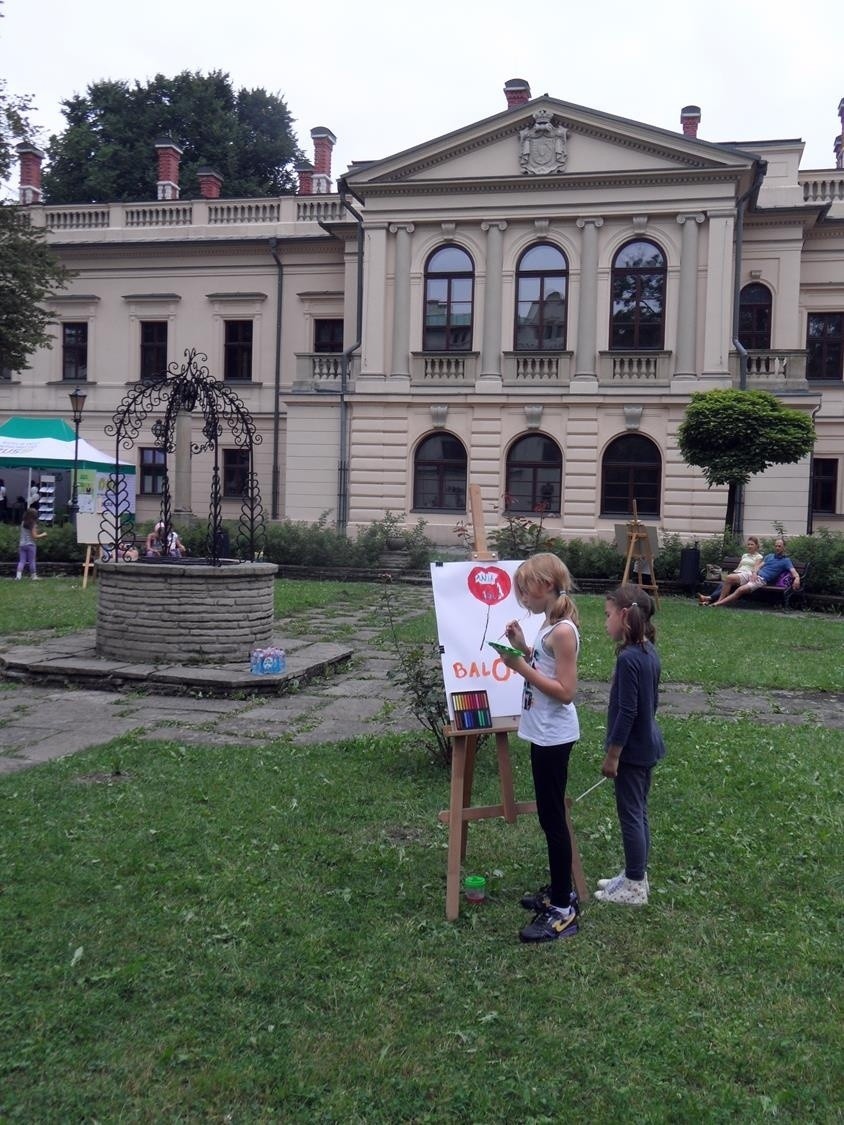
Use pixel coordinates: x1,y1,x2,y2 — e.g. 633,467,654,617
0,417,135,473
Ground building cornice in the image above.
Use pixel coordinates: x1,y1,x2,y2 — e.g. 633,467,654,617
356,167,744,200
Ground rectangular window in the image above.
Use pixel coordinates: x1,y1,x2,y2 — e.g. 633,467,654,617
314,318,344,353
811,458,838,513
139,448,166,496
223,449,250,497
224,320,253,381
62,323,88,381
807,313,843,381
140,321,167,382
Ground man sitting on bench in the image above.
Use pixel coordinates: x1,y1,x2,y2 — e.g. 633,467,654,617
712,538,800,608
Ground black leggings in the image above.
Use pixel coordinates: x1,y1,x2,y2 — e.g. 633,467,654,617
530,741,574,908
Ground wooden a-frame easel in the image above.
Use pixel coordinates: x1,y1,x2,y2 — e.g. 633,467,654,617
439,484,589,920
621,500,660,606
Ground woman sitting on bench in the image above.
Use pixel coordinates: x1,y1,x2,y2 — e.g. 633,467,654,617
712,538,800,608
698,536,763,606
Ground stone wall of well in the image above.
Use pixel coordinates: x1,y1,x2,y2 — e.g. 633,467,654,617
95,561,279,664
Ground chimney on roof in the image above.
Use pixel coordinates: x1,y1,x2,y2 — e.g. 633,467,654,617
296,160,315,196
680,105,701,138
17,142,44,205
310,127,336,194
197,167,223,199
504,78,531,109
155,137,183,201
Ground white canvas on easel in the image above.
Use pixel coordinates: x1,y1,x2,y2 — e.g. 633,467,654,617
430,560,544,723
615,503,660,604
75,513,100,590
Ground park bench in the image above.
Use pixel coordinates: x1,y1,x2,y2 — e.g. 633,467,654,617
711,555,811,610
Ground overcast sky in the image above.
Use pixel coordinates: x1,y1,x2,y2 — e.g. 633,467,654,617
3,0,843,190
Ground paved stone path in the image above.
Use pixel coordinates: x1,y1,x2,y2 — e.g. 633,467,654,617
0,584,841,774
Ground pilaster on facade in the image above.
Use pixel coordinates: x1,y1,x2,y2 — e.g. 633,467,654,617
674,212,706,379
572,216,604,391
480,221,508,386
701,210,735,379
360,225,388,377
388,223,415,378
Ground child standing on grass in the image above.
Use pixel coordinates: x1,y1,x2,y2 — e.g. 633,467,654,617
501,553,580,944
595,584,665,906
16,507,47,581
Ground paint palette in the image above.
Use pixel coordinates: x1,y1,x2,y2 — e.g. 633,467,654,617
488,641,524,657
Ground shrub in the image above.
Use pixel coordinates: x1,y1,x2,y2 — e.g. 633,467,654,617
487,508,558,559
556,537,624,581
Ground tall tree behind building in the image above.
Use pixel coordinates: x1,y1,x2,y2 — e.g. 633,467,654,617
0,2,69,374
42,71,303,203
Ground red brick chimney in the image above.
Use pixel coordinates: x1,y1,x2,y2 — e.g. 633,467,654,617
17,143,44,205
310,127,336,194
197,167,223,199
680,105,701,138
504,78,531,109
155,137,183,200
296,160,315,195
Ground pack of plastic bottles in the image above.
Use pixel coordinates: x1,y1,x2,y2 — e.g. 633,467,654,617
250,647,287,675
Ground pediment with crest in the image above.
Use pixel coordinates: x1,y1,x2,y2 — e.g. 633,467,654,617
343,96,757,195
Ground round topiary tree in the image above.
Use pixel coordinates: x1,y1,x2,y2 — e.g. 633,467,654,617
677,389,816,533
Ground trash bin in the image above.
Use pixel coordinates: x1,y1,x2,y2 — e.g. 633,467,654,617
679,546,701,588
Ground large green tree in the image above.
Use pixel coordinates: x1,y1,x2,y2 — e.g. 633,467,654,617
0,207,69,373
42,71,303,203
0,2,69,373
677,389,816,533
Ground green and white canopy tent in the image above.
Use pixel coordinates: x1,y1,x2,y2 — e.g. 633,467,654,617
0,417,135,474
0,417,136,520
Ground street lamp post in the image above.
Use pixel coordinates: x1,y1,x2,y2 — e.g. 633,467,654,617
68,388,87,521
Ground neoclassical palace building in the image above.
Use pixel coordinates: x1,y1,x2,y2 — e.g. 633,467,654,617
7,81,844,544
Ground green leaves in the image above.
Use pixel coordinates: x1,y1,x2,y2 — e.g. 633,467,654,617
43,71,303,204
677,389,816,488
0,203,70,372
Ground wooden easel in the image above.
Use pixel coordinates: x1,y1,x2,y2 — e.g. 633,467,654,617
621,501,660,606
439,721,589,920
438,484,588,920
81,544,97,590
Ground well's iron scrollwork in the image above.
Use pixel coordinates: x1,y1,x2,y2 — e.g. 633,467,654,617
102,348,265,565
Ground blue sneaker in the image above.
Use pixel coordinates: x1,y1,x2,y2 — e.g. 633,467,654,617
519,905,578,943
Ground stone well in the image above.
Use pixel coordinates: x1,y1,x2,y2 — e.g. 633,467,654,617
96,560,279,664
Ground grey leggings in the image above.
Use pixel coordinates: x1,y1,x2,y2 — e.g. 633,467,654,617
614,762,653,882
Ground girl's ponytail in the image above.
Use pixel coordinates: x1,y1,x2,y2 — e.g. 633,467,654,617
605,583,656,646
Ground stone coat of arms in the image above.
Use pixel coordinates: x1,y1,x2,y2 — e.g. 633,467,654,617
519,110,568,175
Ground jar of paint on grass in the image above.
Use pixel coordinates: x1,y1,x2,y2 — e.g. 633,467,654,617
464,875,486,903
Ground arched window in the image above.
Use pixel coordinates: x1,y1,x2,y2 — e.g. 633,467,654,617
514,243,568,351
610,239,667,350
423,246,474,352
601,434,661,518
738,283,772,350
413,432,467,511
505,434,562,513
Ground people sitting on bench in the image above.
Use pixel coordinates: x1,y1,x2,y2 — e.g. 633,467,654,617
698,536,763,606
712,538,801,608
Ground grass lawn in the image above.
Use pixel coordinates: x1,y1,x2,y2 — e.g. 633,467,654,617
0,579,842,1120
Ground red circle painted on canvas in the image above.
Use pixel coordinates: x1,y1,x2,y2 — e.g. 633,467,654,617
467,566,511,606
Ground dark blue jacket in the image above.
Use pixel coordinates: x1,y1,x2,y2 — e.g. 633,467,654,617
606,641,666,767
